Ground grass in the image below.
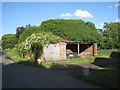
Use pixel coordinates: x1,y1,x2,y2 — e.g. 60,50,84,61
7,48,28,62
6,48,38,66
40,57,95,69
97,49,118,58
69,49,119,88
70,68,119,88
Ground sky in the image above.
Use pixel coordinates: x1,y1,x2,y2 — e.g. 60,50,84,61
1,1,120,39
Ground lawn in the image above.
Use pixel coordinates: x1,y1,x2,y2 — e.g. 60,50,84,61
97,49,118,58
70,68,119,88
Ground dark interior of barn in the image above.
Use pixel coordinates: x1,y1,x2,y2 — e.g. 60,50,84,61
66,43,93,54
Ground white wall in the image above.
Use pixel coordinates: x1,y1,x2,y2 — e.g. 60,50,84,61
43,43,60,61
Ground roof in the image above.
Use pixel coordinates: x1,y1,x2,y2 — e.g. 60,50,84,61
61,40,94,44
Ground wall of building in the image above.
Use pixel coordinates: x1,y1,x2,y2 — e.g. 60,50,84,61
60,42,67,60
43,42,67,61
43,43,61,61
93,43,97,56
43,42,97,60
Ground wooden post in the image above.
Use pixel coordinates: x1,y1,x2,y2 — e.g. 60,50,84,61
78,44,80,54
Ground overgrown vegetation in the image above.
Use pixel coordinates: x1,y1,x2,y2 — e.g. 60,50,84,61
17,31,62,60
40,19,102,43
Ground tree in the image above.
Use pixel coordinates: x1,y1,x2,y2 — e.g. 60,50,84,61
16,24,31,38
0,39,2,50
2,34,18,50
100,22,120,49
85,21,96,30
18,26,40,43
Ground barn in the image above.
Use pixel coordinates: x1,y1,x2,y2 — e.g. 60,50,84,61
43,40,97,61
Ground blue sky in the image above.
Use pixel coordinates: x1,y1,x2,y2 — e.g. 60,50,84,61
1,2,119,38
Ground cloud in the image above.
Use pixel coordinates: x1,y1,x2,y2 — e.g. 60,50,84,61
60,14,65,17
107,6,113,8
107,3,120,8
114,3,120,7
73,9,93,18
60,13,72,17
100,23,104,28
116,18,120,22
65,13,72,17
65,18,70,19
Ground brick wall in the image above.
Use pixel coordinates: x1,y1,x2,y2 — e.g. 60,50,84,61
79,43,97,58
60,42,67,60
93,43,97,56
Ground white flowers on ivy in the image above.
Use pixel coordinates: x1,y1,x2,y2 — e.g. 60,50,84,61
17,31,61,57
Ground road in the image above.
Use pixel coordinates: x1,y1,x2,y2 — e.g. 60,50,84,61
1,51,104,88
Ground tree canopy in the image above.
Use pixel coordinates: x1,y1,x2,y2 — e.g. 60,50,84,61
100,22,120,49
2,34,18,50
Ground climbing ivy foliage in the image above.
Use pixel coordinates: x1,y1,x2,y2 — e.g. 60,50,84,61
17,31,62,58
40,19,102,43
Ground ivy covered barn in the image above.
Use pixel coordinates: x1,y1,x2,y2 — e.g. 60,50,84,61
43,40,97,61
17,32,97,62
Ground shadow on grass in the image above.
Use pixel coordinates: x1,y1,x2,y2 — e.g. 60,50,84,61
19,60,37,66
69,67,119,88
50,64,82,72
92,52,120,68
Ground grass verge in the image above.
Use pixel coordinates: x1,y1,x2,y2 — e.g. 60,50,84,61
69,68,119,88
97,49,118,58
